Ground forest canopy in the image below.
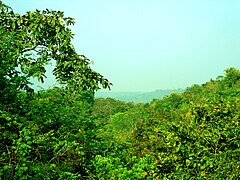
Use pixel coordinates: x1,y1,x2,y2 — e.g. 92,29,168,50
0,1,240,179
0,1,111,97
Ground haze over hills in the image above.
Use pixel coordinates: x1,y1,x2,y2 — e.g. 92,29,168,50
95,89,184,103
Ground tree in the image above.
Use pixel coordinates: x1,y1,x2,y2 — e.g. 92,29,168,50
223,67,240,87
0,1,111,107
0,2,112,178
92,98,134,125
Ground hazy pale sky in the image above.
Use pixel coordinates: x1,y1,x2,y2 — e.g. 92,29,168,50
4,0,240,91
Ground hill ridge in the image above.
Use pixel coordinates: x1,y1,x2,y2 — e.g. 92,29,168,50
95,89,184,103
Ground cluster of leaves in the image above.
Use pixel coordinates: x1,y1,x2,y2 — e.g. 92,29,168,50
0,87,100,179
0,1,111,97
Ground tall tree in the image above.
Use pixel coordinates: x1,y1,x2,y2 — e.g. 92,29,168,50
0,1,111,106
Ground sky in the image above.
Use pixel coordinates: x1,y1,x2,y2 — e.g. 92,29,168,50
3,0,240,92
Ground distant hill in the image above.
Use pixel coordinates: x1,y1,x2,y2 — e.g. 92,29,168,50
95,89,184,103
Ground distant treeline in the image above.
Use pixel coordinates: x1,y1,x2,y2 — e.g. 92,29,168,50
95,89,184,103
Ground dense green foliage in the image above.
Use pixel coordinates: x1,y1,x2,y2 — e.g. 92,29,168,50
1,2,240,179
0,1,109,179
0,1,111,96
90,68,240,179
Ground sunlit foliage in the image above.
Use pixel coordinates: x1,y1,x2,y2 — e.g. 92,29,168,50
1,1,239,179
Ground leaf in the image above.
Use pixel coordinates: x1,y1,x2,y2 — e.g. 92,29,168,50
186,159,191,167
